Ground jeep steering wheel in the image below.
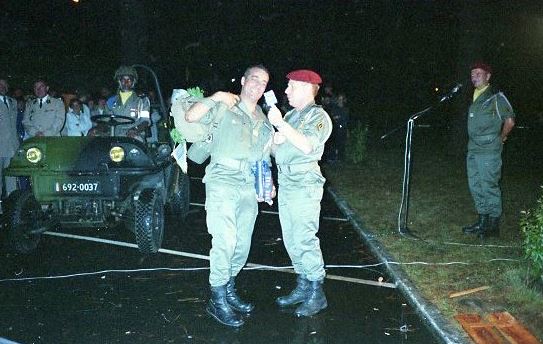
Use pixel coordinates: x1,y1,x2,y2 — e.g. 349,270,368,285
91,115,136,136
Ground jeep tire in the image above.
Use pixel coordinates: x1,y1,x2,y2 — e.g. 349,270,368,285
134,188,164,254
6,190,43,254
167,167,190,222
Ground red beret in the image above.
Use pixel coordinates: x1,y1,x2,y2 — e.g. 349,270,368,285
470,62,492,74
286,69,322,84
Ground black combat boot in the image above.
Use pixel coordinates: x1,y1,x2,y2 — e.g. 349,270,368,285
206,285,244,327
276,275,310,307
295,279,327,317
479,216,500,238
462,214,489,234
226,276,254,313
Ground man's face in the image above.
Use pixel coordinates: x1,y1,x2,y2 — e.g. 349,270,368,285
0,80,8,95
34,81,49,98
470,68,491,89
119,75,134,91
285,80,311,109
240,68,269,102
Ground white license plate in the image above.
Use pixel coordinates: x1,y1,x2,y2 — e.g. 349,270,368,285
54,181,100,193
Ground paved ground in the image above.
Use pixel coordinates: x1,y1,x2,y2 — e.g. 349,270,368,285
0,172,439,343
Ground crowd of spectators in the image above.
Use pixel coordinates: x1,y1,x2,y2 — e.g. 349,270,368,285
0,79,164,141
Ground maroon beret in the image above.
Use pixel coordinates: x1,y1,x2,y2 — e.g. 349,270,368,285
470,62,492,74
286,69,322,84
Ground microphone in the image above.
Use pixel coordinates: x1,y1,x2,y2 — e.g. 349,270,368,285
262,90,278,113
439,83,462,102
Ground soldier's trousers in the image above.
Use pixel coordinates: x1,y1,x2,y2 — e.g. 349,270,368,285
205,181,258,287
466,151,503,218
278,183,326,282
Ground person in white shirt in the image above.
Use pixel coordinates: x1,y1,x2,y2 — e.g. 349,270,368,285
63,98,93,136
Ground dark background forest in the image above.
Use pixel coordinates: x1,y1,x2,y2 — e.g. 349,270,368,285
2,0,543,129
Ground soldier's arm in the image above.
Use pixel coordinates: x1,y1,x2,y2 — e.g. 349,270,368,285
185,91,238,123
51,102,67,135
501,117,515,143
268,106,313,154
22,106,38,137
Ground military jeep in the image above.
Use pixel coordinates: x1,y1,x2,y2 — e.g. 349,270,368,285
3,132,190,255
2,65,190,255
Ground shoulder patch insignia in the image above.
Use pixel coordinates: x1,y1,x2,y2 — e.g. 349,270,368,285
316,121,324,131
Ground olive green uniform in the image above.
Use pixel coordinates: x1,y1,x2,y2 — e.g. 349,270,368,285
274,102,332,282
199,100,273,287
23,96,65,137
467,87,514,218
108,92,150,140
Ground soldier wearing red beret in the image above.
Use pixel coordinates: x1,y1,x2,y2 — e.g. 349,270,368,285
268,69,332,317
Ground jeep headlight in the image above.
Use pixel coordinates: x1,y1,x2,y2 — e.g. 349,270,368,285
109,146,125,162
26,147,43,163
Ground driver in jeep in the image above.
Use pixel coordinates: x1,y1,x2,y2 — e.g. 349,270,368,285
90,66,151,141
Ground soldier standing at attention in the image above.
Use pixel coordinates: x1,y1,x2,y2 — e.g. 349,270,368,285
107,66,150,141
267,69,332,317
22,79,65,137
0,79,19,214
185,65,274,327
462,62,515,238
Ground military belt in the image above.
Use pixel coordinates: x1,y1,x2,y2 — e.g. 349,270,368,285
277,162,318,174
211,157,249,171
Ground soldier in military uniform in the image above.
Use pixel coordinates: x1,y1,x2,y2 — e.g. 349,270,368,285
268,69,332,317
185,65,274,327
462,62,515,238
22,79,65,138
0,79,19,213
105,66,150,141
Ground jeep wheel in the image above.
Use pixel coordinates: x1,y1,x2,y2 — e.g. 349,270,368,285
6,190,43,254
167,168,190,222
134,189,164,254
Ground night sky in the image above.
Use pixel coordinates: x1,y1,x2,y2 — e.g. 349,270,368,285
2,0,543,126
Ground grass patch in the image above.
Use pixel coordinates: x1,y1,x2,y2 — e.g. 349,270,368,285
324,127,543,340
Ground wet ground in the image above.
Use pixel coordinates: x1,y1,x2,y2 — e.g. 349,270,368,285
0,165,439,344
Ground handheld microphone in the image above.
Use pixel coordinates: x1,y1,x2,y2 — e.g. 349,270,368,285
262,90,278,113
439,83,462,102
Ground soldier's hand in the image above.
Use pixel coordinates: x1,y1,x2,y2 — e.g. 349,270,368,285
273,132,286,145
271,184,277,199
268,105,284,127
211,91,239,108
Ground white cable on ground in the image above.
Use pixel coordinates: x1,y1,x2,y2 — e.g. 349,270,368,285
0,232,519,286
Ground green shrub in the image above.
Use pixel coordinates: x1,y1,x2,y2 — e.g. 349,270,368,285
520,187,543,284
345,122,368,164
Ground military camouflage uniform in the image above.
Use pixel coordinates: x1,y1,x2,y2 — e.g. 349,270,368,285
199,100,274,287
467,86,514,218
107,92,150,140
273,102,332,282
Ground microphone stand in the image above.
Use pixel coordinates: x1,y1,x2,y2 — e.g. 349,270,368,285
397,91,459,237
